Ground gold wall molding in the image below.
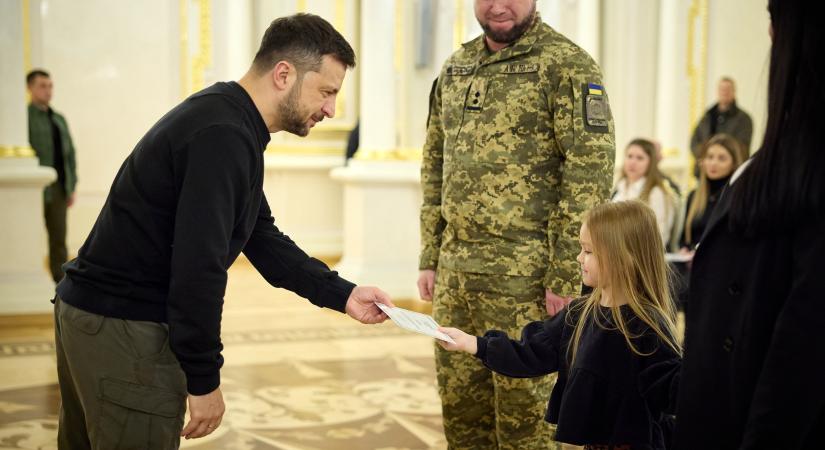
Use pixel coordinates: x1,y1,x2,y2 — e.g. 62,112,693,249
453,0,466,49
393,0,403,72
180,0,212,98
179,0,188,98
687,0,708,131
23,0,31,104
22,0,31,72
686,0,708,185
266,145,345,156
0,146,36,158
354,147,422,162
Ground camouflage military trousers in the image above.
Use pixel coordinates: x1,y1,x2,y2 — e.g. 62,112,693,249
433,268,560,450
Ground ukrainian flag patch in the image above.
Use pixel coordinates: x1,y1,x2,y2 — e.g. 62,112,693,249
588,83,604,95
582,82,609,133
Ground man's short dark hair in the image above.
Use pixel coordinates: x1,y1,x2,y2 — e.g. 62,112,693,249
252,13,355,76
26,69,50,85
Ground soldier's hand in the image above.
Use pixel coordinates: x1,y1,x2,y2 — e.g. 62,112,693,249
345,286,393,324
181,387,225,439
545,289,572,316
438,327,478,355
417,270,436,301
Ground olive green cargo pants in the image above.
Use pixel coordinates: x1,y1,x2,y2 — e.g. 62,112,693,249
54,296,188,449
432,268,560,450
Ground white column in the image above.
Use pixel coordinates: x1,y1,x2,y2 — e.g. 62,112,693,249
538,0,600,61
654,0,692,189
330,0,421,299
0,0,58,315
600,0,660,164
359,0,396,152
575,0,601,60
212,0,253,83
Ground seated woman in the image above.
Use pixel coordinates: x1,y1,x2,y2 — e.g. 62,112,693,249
674,133,744,309
680,134,744,252
612,138,676,245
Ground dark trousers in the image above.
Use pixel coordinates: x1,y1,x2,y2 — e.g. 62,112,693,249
43,184,68,282
54,296,188,450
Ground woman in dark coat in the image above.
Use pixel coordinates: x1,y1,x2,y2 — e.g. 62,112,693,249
673,1,825,449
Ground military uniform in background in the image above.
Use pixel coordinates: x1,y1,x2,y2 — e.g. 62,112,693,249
420,14,615,450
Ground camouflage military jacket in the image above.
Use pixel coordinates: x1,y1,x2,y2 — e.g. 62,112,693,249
419,15,615,297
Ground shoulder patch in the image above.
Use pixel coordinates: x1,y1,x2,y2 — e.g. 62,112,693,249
501,63,539,74
582,83,609,133
446,65,475,76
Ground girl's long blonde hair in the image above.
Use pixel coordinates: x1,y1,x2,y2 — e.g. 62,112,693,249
684,134,744,244
568,201,682,366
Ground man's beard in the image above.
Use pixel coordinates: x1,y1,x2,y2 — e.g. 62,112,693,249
480,7,536,45
279,83,310,137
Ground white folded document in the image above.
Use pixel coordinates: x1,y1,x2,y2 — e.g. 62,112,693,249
665,252,693,263
376,303,456,344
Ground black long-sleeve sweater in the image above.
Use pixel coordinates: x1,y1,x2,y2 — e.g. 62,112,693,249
475,301,681,449
57,82,355,395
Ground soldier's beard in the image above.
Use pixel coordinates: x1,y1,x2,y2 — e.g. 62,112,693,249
279,81,310,137
480,7,536,45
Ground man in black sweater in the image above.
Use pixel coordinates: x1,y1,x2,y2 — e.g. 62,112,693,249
53,14,392,449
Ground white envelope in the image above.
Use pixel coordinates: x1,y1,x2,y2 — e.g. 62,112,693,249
376,303,456,344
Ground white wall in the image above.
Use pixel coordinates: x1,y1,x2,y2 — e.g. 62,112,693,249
707,0,771,153
17,0,773,260
599,0,770,188
30,0,180,252
600,0,660,163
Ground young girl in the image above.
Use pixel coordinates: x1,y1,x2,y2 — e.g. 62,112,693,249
439,201,682,449
613,139,677,246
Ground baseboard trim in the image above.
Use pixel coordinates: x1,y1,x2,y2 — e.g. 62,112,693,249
0,313,53,328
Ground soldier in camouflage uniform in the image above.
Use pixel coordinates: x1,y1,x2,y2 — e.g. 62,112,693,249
417,1,615,449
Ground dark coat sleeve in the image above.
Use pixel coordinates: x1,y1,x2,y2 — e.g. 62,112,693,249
475,308,567,378
739,216,825,449
680,190,696,249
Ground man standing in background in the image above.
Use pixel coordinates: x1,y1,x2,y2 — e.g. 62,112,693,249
690,76,753,174
27,69,78,283
418,0,615,448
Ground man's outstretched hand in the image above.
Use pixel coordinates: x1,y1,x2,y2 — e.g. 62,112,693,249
345,286,394,324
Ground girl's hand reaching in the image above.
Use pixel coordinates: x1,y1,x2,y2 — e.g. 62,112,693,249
438,327,478,355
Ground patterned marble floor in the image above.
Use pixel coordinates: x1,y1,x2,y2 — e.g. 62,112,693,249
0,259,447,450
